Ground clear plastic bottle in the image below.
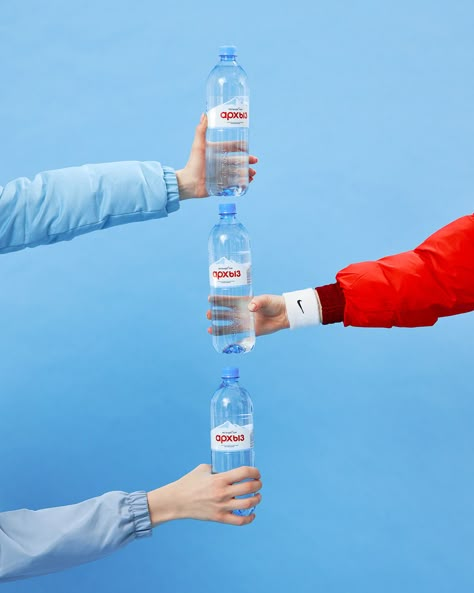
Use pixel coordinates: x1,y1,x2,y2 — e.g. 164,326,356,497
211,367,255,516
206,45,249,197
208,203,255,354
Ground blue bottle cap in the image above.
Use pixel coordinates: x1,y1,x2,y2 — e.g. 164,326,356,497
219,45,237,57
219,203,236,215
222,367,239,379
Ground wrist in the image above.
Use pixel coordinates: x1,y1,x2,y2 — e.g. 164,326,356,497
282,288,321,329
175,169,194,200
280,298,291,330
146,483,183,526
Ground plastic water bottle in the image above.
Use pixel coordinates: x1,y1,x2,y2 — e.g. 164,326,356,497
206,45,249,197
211,367,255,516
208,203,255,354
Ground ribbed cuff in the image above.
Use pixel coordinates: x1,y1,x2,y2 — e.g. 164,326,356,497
162,166,180,214
315,283,345,325
128,491,152,539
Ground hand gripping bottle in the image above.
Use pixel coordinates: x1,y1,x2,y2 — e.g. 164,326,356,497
208,203,255,354
206,45,249,197
211,367,255,516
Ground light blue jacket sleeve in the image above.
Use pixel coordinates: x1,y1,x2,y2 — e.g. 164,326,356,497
0,162,170,581
0,161,180,254
0,491,152,582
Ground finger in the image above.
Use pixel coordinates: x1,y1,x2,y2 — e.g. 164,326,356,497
220,512,256,526
209,310,235,321
207,310,239,325
249,155,258,164
210,156,251,168
226,493,261,512
209,295,250,306
249,294,272,312
211,322,245,336
209,295,231,306
229,479,262,497
209,325,234,336
224,466,261,483
207,140,248,153
249,168,256,177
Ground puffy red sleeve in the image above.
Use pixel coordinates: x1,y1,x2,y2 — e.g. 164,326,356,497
315,214,474,328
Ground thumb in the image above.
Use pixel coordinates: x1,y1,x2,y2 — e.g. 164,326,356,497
191,113,207,153
249,295,271,312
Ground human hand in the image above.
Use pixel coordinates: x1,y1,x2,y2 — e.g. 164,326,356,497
207,294,289,337
175,114,258,200
146,464,262,527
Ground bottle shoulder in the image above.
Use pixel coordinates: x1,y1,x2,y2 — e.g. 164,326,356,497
211,384,253,404
209,220,249,236
207,64,249,93
208,225,251,253
208,63,248,77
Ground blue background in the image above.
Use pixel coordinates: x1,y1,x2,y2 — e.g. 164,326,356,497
1,1,473,591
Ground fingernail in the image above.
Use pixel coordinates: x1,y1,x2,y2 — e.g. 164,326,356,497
200,113,205,123
249,302,256,312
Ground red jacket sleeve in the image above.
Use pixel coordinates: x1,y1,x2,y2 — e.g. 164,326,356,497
316,214,474,328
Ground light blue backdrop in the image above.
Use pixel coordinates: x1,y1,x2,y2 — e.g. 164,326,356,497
1,1,473,592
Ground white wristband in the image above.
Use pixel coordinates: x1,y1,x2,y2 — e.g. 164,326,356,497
283,288,321,330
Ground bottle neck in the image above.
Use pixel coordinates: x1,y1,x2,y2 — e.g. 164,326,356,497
219,213,237,223
220,56,237,63
221,377,239,386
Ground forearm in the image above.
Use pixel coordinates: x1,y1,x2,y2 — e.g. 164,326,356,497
0,161,179,254
0,491,151,582
318,214,474,328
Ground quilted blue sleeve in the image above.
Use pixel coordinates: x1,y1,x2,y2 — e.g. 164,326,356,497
0,161,180,254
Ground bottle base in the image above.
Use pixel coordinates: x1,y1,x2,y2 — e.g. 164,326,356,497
222,343,247,354
216,336,255,355
207,185,248,197
217,186,246,197
220,343,255,354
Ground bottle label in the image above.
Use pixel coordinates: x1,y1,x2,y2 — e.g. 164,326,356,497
207,96,249,128
209,257,251,287
211,421,254,451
